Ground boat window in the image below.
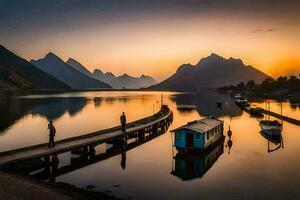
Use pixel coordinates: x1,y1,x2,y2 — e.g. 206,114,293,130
206,131,209,140
196,134,200,140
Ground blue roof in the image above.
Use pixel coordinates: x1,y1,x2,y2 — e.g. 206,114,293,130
171,117,223,133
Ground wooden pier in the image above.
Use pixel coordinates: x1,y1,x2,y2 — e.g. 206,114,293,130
0,105,173,166
256,107,300,125
242,106,300,125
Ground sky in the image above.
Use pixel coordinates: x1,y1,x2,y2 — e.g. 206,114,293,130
0,0,300,81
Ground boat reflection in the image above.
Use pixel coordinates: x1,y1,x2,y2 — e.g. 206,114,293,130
259,131,284,153
171,137,225,181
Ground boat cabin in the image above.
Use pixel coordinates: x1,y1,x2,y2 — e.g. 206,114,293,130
171,117,224,153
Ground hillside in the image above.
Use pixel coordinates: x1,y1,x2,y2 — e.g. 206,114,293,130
66,58,156,89
31,53,111,89
0,45,70,90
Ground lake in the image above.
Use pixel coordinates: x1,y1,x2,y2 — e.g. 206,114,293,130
1,90,300,200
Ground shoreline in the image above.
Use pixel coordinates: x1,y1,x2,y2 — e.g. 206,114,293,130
0,171,120,200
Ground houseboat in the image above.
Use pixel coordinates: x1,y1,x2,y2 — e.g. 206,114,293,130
171,117,224,153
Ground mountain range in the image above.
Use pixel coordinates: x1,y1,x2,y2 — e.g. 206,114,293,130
150,53,271,91
66,58,157,89
0,44,272,92
31,53,111,89
0,45,70,90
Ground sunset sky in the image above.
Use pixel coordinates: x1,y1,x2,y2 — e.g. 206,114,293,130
0,0,299,81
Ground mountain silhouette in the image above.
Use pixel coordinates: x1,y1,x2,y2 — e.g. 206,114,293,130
150,53,271,91
66,58,92,77
93,71,157,89
31,53,111,89
0,45,70,90
66,57,157,89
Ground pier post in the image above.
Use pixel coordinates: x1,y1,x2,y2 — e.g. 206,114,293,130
89,144,96,159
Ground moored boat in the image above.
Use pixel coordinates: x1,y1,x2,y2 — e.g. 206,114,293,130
234,93,250,107
259,120,282,137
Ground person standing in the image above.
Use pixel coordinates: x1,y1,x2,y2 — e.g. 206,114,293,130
120,112,127,133
48,121,56,148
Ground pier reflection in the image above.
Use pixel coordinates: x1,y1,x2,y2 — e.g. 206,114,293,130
171,137,225,181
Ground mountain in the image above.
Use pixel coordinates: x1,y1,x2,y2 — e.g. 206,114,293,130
92,71,157,89
65,57,157,89
0,45,70,90
66,58,92,77
150,53,271,91
31,53,111,89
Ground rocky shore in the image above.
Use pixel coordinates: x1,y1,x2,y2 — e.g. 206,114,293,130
0,171,120,200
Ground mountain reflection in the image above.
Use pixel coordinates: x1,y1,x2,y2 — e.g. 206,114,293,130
0,93,160,133
0,95,88,132
30,97,88,120
171,90,242,118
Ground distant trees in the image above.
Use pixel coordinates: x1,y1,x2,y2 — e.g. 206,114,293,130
219,75,300,96
246,80,256,90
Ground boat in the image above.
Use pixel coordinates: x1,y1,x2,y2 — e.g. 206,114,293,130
259,100,283,137
171,116,224,153
234,93,250,107
259,120,282,137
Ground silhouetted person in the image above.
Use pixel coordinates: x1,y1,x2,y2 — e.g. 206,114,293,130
48,121,56,148
120,112,126,133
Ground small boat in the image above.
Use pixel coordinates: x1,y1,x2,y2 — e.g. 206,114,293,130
234,93,250,107
259,100,283,137
171,116,224,154
234,93,242,99
259,120,282,137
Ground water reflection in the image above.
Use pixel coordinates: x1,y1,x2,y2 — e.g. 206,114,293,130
171,137,225,181
0,95,89,132
1,91,300,199
226,126,233,154
171,90,242,118
30,97,88,120
259,131,284,153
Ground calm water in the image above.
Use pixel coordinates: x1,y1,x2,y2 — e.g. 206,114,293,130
1,91,300,199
